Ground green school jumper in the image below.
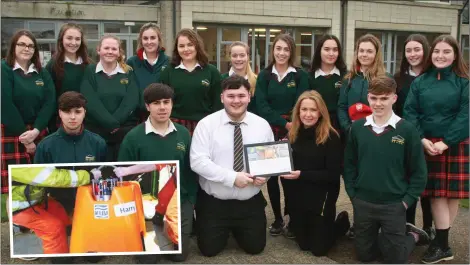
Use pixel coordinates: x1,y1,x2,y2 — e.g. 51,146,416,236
160,63,222,122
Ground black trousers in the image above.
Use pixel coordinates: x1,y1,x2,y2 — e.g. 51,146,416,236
267,176,289,222
195,189,267,257
353,198,416,264
406,197,433,228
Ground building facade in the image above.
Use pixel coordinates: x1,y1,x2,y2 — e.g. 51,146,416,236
1,0,468,73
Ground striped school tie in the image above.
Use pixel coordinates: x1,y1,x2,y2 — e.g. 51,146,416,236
229,121,244,172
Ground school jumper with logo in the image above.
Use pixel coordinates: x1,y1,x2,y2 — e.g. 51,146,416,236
221,72,257,114
118,121,197,261
34,126,107,212
45,57,87,132
309,68,344,130
127,48,169,121
1,60,56,194
80,63,139,161
160,63,222,134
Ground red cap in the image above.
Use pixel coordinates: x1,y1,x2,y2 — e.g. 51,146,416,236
348,103,372,121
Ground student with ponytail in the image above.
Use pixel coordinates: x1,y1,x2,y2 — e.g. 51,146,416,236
80,34,138,161
221,41,257,113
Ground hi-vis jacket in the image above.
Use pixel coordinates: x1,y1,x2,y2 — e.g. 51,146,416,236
11,167,92,212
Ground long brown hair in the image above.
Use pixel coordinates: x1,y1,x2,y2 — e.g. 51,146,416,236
395,34,430,91
171,28,208,67
136,22,163,52
289,90,338,145
269,33,297,68
229,41,257,95
345,34,386,81
310,34,347,75
53,23,91,91
423,34,469,79
97,35,131,73
6,29,42,72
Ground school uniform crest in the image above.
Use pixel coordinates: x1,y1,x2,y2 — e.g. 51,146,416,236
35,79,44,86
391,135,405,145
161,65,167,71
120,78,129,85
287,80,296,88
334,81,342,89
85,155,96,162
176,142,186,152
201,79,210,87
356,103,364,111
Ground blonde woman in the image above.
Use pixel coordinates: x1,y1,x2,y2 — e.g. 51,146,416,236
127,22,169,122
80,34,138,161
337,34,388,135
280,90,349,256
221,41,257,113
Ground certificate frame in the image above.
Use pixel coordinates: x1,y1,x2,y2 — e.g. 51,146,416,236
243,140,294,178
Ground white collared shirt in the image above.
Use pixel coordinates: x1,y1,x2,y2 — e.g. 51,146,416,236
64,56,83,65
272,65,296,82
175,61,201,72
143,51,158,66
408,67,418,77
364,112,401,134
95,61,125,76
13,61,37,74
145,118,177,137
229,67,248,79
190,110,274,200
314,67,341,79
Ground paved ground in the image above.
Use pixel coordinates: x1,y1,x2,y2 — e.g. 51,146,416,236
1,180,469,264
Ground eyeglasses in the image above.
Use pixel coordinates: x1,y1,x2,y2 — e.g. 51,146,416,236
16,43,35,50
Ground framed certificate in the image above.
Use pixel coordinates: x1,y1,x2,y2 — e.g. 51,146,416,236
243,140,294,178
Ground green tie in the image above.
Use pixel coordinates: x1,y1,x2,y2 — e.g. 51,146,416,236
229,121,244,172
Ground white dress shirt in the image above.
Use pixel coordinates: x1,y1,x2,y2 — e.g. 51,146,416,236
272,65,296,82
145,118,177,137
175,61,201,72
143,51,158,66
408,67,418,77
13,61,37,74
64,56,83,65
314,66,341,79
95,61,125,76
190,110,274,200
229,67,248,79
364,112,401,134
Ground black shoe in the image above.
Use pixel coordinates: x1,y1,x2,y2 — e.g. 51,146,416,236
406,223,430,246
283,225,295,239
335,211,351,237
135,254,161,264
346,224,355,239
269,220,285,236
424,227,436,242
421,246,454,264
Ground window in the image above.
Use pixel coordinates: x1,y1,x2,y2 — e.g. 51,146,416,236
1,19,25,58
195,25,217,67
462,35,469,65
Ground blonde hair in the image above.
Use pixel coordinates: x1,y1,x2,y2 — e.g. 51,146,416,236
137,22,163,52
289,90,339,145
97,34,132,73
345,34,386,82
229,41,258,95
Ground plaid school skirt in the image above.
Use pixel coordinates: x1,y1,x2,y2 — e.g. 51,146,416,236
423,137,469,199
1,124,48,194
271,114,291,141
170,118,199,136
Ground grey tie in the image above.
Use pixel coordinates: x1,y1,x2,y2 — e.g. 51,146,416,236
229,121,244,172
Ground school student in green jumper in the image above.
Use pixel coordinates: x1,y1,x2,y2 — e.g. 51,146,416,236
309,34,347,131
80,35,139,161
255,33,309,238
221,41,257,113
46,23,92,133
1,30,56,194
127,22,169,122
344,76,430,264
404,35,469,264
160,28,222,135
394,34,435,241
117,83,197,263
338,34,388,239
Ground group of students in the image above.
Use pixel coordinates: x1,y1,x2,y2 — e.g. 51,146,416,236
1,20,468,264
